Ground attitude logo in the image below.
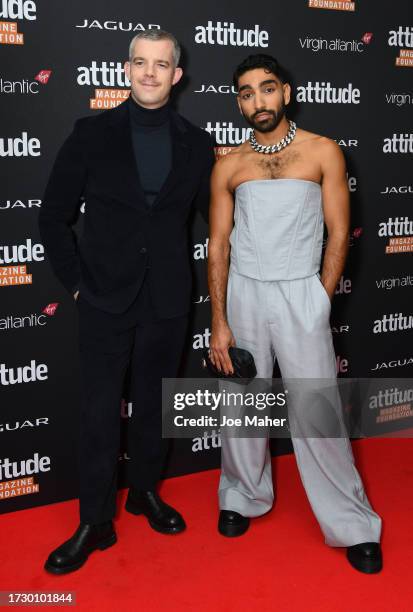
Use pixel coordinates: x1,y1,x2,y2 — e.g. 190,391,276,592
388,26,413,67
296,82,360,104
0,452,50,500
347,174,357,193
0,265,31,286
204,121,251,145
322,227,361,251
335,276,352,295
0,132,40,156
214,146,236,159
0,359,48,385
194,21,269,47
0,0,37,45
121,398,133,419
383,133,413,153
192,430,221,453
369,387,413,425
77,61,130,109
193,327,211,350
0,238,44,286
336,355,348,374
308,0,355,12
378,216,413,254
0,20,22,44
373,313,413,334
193,238,209,260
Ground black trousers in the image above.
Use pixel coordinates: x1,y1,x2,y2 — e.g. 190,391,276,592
76,274,188,524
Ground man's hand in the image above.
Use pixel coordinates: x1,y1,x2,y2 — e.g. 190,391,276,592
74,290,79,301
209,322,236,375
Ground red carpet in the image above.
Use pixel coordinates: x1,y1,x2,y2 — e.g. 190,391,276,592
1,439,412,611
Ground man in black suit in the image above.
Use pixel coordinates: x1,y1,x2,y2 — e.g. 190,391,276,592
39,29,215,574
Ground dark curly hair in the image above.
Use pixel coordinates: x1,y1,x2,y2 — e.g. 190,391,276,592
233,54,288,90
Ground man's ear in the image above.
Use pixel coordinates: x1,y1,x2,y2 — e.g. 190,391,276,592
283,83,291,106
237,97,244,116
172,66,183,86
124,61,131,82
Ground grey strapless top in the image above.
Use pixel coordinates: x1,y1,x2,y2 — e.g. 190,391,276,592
229,179,324,281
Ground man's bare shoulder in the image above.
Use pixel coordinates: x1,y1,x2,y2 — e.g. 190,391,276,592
299,129,342,152
213,145,246,178
296,129,343,161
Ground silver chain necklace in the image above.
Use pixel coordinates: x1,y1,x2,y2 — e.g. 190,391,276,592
249,120,297,154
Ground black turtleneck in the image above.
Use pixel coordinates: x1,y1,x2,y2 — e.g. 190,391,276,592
128,95,172,206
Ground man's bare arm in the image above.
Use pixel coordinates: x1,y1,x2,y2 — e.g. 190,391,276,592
319,140,350,300
207,158,236,374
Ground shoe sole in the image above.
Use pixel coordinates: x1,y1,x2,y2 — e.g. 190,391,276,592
347,553,383,574
44,533,117,575
125,501,185,535
218,521,250,538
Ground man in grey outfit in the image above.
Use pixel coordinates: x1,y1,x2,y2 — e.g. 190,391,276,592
207,54,382,574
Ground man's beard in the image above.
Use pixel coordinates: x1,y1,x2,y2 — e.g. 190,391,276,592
245,102,286,134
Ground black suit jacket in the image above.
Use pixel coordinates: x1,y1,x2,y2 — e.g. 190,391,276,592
39,100,215,316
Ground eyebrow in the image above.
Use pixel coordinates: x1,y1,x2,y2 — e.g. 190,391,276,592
132,56,170,65
238,79,277,93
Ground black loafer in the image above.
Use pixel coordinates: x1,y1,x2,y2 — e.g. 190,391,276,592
346,542,383,574
44,521,116,575
125,489,186,534
218,510,250,537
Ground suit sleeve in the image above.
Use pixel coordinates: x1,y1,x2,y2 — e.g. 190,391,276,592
193,135,216,225
38,120,87,294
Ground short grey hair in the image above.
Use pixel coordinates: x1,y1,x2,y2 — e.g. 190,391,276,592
128,29,181,67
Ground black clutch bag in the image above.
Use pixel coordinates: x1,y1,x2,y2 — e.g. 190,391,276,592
202,347,257,383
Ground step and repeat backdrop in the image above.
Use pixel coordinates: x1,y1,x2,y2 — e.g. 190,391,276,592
1,0,412,512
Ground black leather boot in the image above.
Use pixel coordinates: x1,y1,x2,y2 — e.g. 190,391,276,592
346,542,383,574
44,521,116,575
218,510,250,537
125,489,186,534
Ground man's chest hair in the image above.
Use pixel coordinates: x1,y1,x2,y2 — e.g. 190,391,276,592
254,149,301,179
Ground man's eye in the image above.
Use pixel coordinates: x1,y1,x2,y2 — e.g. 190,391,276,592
264,87,275,93
242,93,252,100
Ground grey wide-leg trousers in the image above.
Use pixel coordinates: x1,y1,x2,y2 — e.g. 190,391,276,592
219,270,382,547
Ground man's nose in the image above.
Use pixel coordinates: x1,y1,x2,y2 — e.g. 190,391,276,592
254,93,265,110
144,63,155,77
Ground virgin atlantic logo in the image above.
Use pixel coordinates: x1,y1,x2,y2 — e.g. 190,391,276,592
34,70,52,84
361,33,373,45
42,303,59,316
